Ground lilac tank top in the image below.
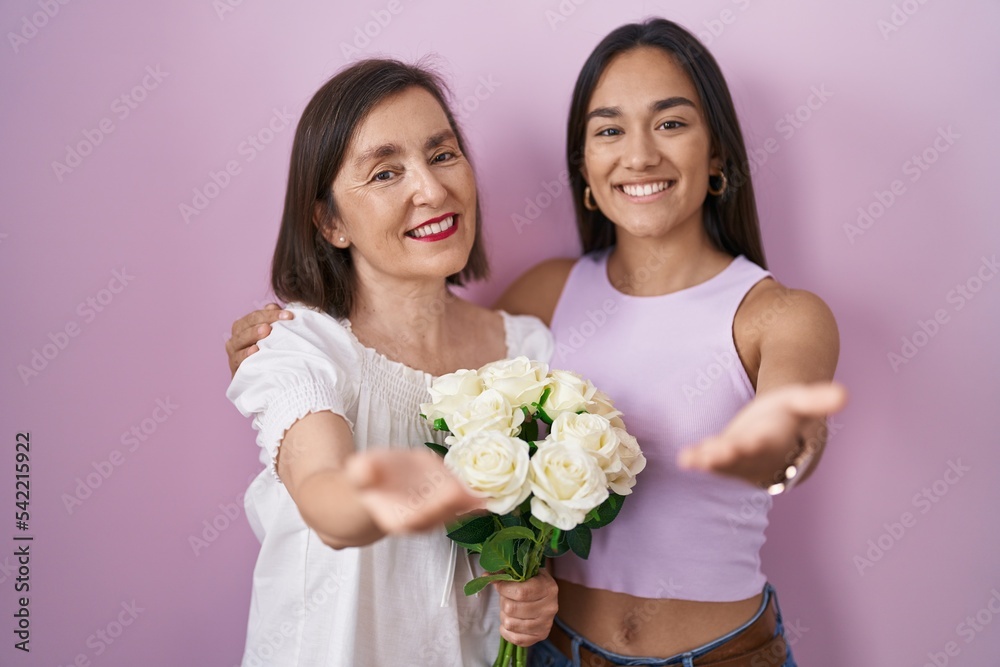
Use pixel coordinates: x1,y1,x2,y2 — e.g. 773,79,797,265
550,249,772,602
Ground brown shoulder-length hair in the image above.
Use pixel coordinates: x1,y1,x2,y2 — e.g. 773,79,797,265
271,59,489,318
566,18,767,269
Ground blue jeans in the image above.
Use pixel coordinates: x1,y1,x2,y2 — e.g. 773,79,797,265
529,584,797,667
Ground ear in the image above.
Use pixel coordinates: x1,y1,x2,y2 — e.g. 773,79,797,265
579,163,589,183
314,201,349,249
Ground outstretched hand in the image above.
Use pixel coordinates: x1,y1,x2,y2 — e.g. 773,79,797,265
678,382,848,488
345,449,486,534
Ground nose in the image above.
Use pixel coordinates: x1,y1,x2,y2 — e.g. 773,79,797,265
621,130,660,170
411,163,448,208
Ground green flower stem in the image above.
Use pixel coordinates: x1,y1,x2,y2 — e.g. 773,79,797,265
489,525,555,666
519,525,552,582
495,637,514,666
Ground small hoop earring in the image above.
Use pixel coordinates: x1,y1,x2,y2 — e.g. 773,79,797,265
708,171,728,197
584,186,599,211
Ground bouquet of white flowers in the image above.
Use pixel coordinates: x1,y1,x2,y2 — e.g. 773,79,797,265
420,357,646,667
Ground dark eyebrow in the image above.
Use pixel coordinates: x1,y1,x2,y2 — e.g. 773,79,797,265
354,143,400,168
353,130,456,168
586,97,697,122
651,96,697,113
425,129,456,150
586,106,622,122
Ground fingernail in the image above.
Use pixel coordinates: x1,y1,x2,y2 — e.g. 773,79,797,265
257,325,267,334
278,311,292,320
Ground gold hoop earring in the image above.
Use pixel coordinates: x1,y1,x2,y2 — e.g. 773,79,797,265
584,186,599,211
708,171,728,197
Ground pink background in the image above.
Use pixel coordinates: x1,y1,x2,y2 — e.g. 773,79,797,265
2,1,998,665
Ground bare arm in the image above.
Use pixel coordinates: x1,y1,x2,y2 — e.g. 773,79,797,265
279,411,483,549
493,258,576,326
678,283,846,488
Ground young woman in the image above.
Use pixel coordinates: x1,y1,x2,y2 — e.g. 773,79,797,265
227,19,845,667
225,59,557,667
497,20,843,666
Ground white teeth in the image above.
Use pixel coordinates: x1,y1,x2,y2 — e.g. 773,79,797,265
408,215,454,238
621,182,669,197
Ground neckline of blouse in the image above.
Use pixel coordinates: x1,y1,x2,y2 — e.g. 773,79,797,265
337,310,517,382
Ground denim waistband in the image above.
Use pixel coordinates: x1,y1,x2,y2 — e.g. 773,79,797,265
551,583,777,666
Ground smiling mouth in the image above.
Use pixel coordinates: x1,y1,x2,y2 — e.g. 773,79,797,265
406,214,456,239
617,181,675,198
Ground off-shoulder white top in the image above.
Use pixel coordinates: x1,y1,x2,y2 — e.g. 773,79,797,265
227,304,553,667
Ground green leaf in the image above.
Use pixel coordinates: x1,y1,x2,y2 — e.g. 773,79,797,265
491,526,536,543
516,497,532,516
479,536,517,573
518,419,538,442
447,515,495,545
464,573,515,596
584,493,627,529
433,418,449,432
542,530,569,558
424,442,448,457
567,524,592,559
528,515,551,532
516,540,531,573
453,540,483,553
528,441,538,456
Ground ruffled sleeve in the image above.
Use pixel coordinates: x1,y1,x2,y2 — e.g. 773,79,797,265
226,305,361,481
501,312,554,365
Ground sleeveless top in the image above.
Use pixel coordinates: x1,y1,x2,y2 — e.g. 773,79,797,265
227,304,554,666
550,249,772,602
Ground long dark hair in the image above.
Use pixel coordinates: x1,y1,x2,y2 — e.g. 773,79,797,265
271,59,489,318
566,18,767,268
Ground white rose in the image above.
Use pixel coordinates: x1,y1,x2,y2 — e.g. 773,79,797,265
588,389,625,429
444,431,532,515
478,356,549,411
543,370,597,421
421,369,484,425
529,441,609,530
447,388,526,438
606,427,647,495
549,412,623,476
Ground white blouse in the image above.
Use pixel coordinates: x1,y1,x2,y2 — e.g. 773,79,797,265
227,304,554,667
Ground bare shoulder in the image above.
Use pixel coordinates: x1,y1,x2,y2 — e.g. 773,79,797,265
737,279,838,342
494,257,577,327
735,278,840,385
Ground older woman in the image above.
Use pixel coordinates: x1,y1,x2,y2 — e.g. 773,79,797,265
226,59,557,667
